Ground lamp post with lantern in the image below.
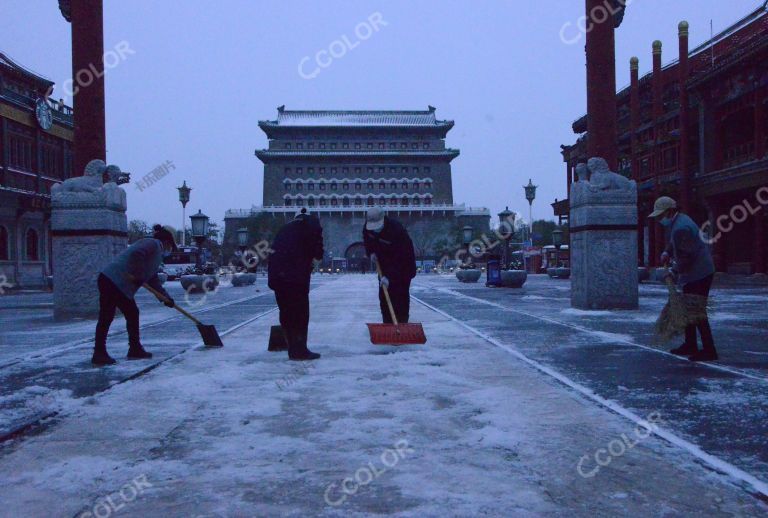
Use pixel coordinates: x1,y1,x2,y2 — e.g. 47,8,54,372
237,227,249,271
497,206,514,269
552,228,564,269
177,181,191,246
190,209,210,271
462,225,474,266
524,179,537,246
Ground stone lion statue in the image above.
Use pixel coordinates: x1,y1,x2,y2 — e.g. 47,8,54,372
586,157,633,192
52,159,130,194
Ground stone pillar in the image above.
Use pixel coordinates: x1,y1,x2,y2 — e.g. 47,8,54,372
570,158,638,310
51,185,127,320
585,0,619,171
678,22,692,212
637,205,646,266
61,0,107,177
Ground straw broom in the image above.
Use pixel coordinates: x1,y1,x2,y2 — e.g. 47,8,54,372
655,276,689,342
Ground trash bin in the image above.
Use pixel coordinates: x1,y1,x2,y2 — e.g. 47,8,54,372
486,259,502,287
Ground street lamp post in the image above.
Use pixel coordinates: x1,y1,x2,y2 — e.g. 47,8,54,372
498,206,514,269
190,209,210,271
524,179,537,246
237,227,248,271
462,225,473,266
177,181,191,246
552,229,564,269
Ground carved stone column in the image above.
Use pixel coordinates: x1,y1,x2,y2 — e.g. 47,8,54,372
51,184,127,320
570,158,639,309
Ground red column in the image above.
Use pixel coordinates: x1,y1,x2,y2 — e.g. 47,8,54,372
630,57,640,179
652,41,663,180
755,89,766,160
70,0,106,177
585,0,618,170
755,211,766,275
567,163,573,197
678,22,692,212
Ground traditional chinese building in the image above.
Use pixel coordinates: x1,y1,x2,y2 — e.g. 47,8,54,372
0,51,74,288
225,107,490,270
557,3,768,275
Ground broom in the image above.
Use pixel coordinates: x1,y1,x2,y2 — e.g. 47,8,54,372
655,276,688,342
367,261,427,346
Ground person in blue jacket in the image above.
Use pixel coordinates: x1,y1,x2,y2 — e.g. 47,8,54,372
92,225,177,365
650,196,718,362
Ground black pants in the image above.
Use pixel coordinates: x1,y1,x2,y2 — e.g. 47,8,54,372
379,280,411,324
683,274,716,353
274,285,310,354
95,273,140,352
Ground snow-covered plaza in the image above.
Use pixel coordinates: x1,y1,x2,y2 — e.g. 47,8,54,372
1,274,767,516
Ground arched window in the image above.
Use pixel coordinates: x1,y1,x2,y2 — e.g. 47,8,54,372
367,196,375,206
402,181,409,189
401,196,409,206
390,181,397,190
367,181,374,190
285,199,293,207
25,228,39,261
0,226,9,260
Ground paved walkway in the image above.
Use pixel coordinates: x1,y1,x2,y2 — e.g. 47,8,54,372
0,276,765,516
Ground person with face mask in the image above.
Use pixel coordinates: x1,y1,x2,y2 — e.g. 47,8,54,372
363,207,417,324
649,197,717,361
92,224,177,365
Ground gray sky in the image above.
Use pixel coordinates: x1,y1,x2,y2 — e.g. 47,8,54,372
3,0,758,231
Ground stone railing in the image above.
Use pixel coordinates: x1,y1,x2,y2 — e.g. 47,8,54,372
225,203,489,218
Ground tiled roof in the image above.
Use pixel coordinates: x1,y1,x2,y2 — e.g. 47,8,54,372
0,51,54,87
260,106,453,127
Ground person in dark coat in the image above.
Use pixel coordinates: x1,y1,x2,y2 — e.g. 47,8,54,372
363,207,417,323
650,196,718,362
268,208,324,360
92,225,177,366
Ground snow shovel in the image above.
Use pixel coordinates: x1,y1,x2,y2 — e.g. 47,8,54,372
367,262,427,345
143,284,223,347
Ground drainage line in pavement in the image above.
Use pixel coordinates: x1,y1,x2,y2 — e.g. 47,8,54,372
0,292,272,370
411,293,768,501
0,306,279,446
421,285,768,385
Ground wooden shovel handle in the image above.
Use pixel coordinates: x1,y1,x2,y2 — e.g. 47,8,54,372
142,283,203,326
374,260,399,326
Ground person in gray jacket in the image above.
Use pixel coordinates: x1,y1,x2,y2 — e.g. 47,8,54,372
92,225,177,365
650,196,718,362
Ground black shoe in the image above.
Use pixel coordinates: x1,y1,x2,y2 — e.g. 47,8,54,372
92,351,117,366
670,343,698,356
127,347,153,360
289,350,321,361
689,350,718,362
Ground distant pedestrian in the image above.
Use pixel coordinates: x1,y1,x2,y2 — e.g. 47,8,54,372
92,225,177,366
363,207,416,323
650,196,718,362
268,208,324,361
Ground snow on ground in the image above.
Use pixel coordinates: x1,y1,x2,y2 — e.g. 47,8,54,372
0,276,764,516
